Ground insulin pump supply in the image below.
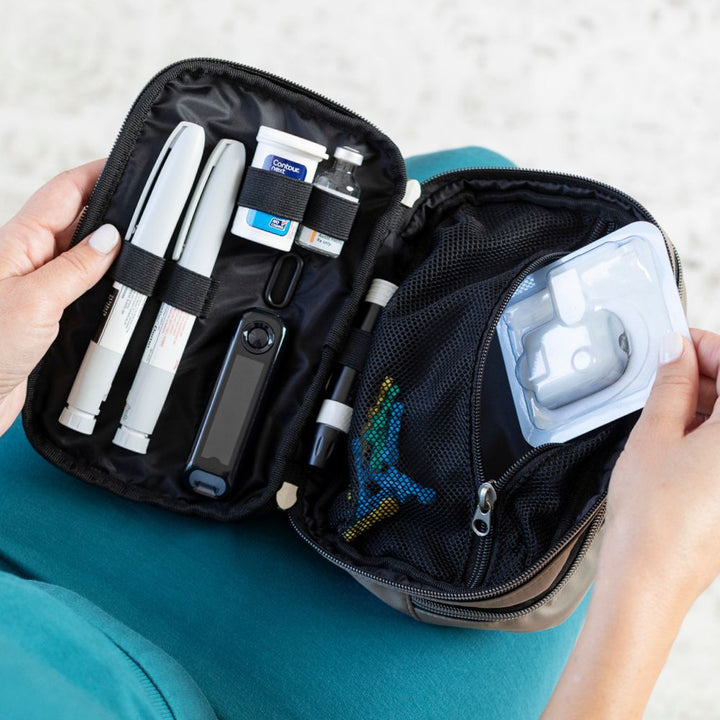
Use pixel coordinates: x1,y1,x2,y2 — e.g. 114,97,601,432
496,221,689,446
231,126,328,251
59,122,205,435
296,146,364,258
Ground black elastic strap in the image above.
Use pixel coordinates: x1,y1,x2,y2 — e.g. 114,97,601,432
302,187,359,241
237,167,312,221
110,241,165,296
158,263,219,318
337,328,372,372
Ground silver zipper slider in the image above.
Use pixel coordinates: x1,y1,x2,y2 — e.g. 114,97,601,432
472,482,497,537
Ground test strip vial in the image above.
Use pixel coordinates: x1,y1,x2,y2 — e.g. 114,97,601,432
231,126,328,252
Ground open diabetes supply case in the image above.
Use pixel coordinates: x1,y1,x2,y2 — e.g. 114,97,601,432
23,58,684,631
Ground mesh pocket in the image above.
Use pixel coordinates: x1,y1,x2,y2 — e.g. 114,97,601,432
330,201,618,587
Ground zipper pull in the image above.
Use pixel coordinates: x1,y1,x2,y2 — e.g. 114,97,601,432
472,482,497,537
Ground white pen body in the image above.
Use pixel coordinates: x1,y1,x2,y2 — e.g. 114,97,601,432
59,122,206,435
114,139,246,453
114,302,196,451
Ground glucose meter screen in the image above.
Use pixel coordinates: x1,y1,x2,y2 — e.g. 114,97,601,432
201,355,264,467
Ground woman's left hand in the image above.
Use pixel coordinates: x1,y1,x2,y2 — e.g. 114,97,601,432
0,159,121,435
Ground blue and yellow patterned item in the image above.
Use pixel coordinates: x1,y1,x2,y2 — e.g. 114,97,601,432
342,377,436,541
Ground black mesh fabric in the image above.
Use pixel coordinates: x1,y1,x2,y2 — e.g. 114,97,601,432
330,200,627,589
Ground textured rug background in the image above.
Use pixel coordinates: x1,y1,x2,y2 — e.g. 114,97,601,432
1,1,719,716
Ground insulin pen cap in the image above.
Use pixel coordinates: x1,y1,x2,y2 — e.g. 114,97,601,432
58,406,96,435
333,146,364,165
113,425,150,455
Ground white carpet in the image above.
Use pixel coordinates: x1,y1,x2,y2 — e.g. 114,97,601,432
1,1,718,716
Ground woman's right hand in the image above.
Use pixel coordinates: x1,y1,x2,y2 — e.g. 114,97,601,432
543,327,720,720
602,327,720,613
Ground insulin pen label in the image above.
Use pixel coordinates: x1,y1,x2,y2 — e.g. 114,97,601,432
247,154,307,236
94,283,146,355
142,304,194,373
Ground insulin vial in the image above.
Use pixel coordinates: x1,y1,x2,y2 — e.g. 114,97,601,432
296,146,364,258
231,126,328,252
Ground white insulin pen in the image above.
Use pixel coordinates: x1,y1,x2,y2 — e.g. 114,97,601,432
59,121,206,434
112,139,247,454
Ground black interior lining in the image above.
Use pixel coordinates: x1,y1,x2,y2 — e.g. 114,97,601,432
23,63,406,520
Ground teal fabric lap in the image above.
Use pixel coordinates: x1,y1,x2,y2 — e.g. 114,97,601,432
0,572,217,720
0,147,587,720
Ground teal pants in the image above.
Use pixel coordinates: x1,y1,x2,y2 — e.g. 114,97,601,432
0,148,588,720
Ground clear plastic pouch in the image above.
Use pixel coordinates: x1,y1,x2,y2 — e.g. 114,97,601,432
497,221,689,446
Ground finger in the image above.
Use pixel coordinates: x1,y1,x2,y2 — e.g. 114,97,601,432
688,375,719,432
14,159,105,239
24,224,121,314
635,332,699,441
697,374,718,417
0,381,27,437
690,327,720,394
54,211,84,252
0,159,107,278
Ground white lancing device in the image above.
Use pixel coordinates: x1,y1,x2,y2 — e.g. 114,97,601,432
112,139,247,454
58,122,206,435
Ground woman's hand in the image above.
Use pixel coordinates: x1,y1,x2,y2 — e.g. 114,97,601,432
603,328,720,612
543,328,720,719
0,160,121,435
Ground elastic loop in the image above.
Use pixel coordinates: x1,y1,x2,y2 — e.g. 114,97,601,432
303,187,359,241
237,167,312,221
110,241,165,296
337,328,372,372
157,263,219,318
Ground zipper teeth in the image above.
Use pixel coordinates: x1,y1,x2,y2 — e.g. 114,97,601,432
421,166,659,225
471,251,566,489
464,246,613,588
417,166,682,292
412,513,602,623
290,500,601,602
71,57,403,247
466,253,559,586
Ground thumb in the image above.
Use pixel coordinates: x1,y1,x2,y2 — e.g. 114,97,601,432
636,332,698,441
31,224,121,312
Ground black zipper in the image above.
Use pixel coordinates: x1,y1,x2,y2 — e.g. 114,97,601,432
70,57,405,248
416,166,684,301
465,251,565,587
290,502,604,604
412,513,603,623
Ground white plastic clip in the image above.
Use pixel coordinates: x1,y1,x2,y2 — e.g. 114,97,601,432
401,179,422,208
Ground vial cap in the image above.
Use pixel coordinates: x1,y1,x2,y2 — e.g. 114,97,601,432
256,126,329,161
334,146,364,166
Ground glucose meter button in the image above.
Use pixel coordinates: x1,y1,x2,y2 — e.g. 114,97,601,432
242,321,274,353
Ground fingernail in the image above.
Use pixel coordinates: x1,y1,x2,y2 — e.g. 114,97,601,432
659,331,684,365
88,224,120,255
